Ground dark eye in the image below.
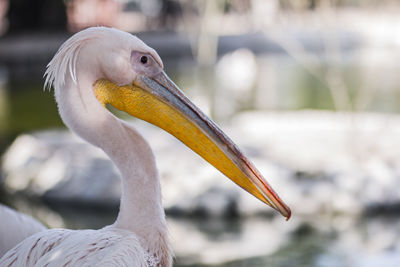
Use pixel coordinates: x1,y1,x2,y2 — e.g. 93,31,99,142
140,56,148,64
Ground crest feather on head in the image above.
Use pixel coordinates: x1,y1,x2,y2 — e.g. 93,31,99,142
44,27,163,91
44,27,106,90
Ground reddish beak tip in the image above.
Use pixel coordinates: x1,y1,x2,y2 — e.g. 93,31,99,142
285,208,292,221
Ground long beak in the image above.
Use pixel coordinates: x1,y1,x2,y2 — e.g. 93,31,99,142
94,72,291,219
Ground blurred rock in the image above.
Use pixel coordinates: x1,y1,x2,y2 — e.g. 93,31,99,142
2,131,121,207
2,111,400,216
231,111,400,215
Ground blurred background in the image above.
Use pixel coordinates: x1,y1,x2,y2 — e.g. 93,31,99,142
1,0,400,266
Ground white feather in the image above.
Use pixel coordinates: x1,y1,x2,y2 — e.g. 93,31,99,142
1,228,157,267
0,204,46,258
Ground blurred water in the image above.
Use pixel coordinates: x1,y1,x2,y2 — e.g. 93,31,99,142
3,193,399,267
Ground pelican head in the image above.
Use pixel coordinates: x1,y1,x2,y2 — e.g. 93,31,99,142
45,27,291,219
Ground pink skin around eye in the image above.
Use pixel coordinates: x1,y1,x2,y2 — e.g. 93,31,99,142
131,51,163,78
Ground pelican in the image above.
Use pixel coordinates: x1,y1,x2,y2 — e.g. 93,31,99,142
0,27,290,266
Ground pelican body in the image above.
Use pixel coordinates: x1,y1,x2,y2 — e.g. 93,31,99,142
0,27,290,266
